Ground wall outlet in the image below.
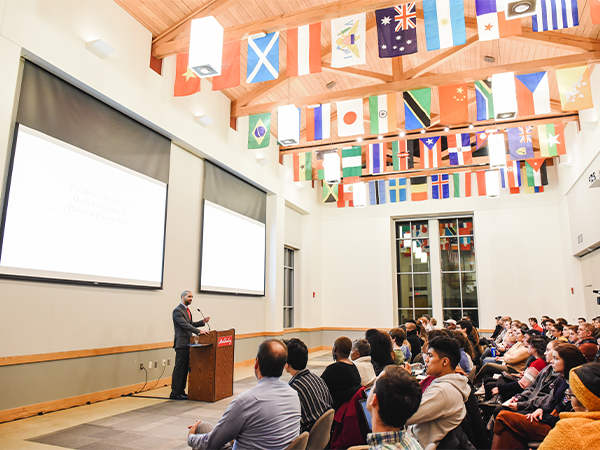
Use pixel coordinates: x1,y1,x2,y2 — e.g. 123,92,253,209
162,359,166,366
167,358,171,366
154,361,158,368
149,361,152,370
140,362,144,370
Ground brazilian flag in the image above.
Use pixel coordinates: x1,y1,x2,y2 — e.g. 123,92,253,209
248,113,271,149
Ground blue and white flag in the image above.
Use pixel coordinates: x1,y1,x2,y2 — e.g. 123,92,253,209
369,180,387,205
247,32,279,83
375,4,418,58
423,0,467,50
532,0,579,32
431,174,450,199
389,178,407,203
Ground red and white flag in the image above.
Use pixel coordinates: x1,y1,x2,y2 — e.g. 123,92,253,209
476,170,487,196
212,40,241,91
174,53,201,97
287,23,321,77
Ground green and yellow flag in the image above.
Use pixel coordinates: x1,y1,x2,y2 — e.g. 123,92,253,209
323,182,338,203
294,152,312,181
248,113,271,149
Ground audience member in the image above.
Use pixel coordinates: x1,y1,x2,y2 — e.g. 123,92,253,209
577,317,586,325
421,314,433,332
529,317,544,333
389,328,411,364
284,338,333,433
365,329,395,375
187,339,300,450
430,318,439,330
566,325,579,344
550,323,568,342
350,338,377,388
593,317,600,338
476,325,529,383
321,337,362,410
416,323,428,346
405,322,422,363
443,319,457,330
543,319,555,337
556,317,568,326
490,316,504,339
456,319,482,363
577,323,599,363
451,330,475,375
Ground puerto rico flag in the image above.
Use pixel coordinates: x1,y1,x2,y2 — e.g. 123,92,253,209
419,137,442,169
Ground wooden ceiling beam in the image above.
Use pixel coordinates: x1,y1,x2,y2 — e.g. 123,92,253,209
321,63,393,83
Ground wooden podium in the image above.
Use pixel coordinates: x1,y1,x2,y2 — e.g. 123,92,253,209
188,329,235,402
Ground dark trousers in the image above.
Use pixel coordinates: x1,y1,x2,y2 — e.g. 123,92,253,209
171,347,190,396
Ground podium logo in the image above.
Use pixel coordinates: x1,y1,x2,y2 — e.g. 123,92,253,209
218,336,233,347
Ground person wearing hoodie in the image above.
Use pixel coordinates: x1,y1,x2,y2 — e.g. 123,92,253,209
406,337,471,450
350,338,377,389
405,321,422,363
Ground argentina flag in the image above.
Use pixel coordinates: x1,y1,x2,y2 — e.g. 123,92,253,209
423,0,467,50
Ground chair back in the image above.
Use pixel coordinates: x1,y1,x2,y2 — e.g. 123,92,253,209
306,409,334,450
285,431,309,450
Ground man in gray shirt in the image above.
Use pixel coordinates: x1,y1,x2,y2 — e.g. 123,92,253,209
187,338,301,450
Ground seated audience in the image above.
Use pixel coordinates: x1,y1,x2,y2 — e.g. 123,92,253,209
477,325,529,383
543,318,556,337
490,316,504,340
430,318,439,330
451,330,475,375
577,317,586,325
421,314,433,332
389,327,411,364
529,317,544,333
365,329,395,375
187,338,300,450
456,319,482,363
443,318,457,330
405,322,422,363
321,336,362,410
577,322,599,363
350,338,377,388
283,338,333,433
366,366,423,450
480,317,512,364
550,323,568,342
593,316,600,338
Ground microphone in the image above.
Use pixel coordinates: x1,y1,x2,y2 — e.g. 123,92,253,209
197,308,211,331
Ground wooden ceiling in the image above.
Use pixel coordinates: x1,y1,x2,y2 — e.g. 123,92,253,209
116,0,600,152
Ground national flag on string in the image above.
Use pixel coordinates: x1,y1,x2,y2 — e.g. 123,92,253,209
592,1,600,24
475,79,494,121
367,143,386,174
538,123,566,157
404,89,431,130
315,150,336,180
439,83,468,124
247,32,279,83
423,0,467,51
342,180,358,203
475,0,522,41
323,182,339,203
474,129,498,156
212,41,241,91
476,170,487,196
393,140,416,171
369,94,397,134
342,146,362,177
522,165,544,193
419,137,442,169
306,104,331,141
526,158,548,187
507,126,533,160
410,176,428,201
293,152,312,181
533,0,579,32
500,158,521,192
375,4,418,58
453,171,472,197
515,71,551,116
389,178,407,202
287,23,321,77
369,180,387,205
443,133,472,166
556,66,593,111
337,181,354,208
248,113,271,149
331,14,366,68
174,53,201,96
337,98,365,136
432,174,450,199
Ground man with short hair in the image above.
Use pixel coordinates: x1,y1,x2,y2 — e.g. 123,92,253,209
365,366,423,450
443,319,457,331
405,322,422,362
528,317,543,333
577,323,599,363
187,339,301,450
350,338,377,388
578,317,587,325
542,319,555,337
284,338,333,433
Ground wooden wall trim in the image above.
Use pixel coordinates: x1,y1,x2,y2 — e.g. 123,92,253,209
233,345,326,369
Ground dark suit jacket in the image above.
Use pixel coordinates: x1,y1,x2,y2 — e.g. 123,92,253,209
173,303,206,349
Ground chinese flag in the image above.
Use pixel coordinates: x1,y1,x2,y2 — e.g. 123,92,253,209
439,83,468,125
212,40,241,91
592,1,600,24
174,53,201,97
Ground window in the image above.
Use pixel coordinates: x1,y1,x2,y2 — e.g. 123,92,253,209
395,220,432,324
283,247,294,328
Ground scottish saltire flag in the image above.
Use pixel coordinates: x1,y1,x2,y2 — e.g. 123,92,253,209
367,143,386,174
475,80,494,121
389,178,407,202
369,180,387,205
500,159,521,188
526,158,548,186
507,126,534,160
533,0,579,32
393,140,416,170
306,104,331,141
369,94,397,134
423,0,467,50
453,171,472,197
443,133,472,165
376,4,418,58
248,113,271,149
475,0,522,41
403,89,431,130
293,152,312,182
419,137,442,169
247,32,279,83
515,72,551,116
538,123,566,157
342,146,362,177
432,174,450,199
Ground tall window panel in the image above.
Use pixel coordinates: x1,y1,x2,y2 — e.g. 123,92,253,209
395,220,432,324
283,247,295,329
439,217,479,326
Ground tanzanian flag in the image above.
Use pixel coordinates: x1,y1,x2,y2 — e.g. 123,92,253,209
403,88,431,130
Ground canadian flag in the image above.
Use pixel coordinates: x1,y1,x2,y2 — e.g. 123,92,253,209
287,23,321,77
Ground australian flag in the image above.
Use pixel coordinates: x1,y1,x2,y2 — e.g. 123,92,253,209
376,4,418,58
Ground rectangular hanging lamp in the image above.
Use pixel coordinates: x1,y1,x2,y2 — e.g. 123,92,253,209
278,105,300,146
492,72,518,120
488,133,507,169
486,170,500,198
189,17,224,77
323,152,341,184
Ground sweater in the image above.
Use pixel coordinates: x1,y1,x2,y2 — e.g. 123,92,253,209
321,361,362,410
577,338,599,363
503,341,529,372
353,355,377,388
537,411,600,450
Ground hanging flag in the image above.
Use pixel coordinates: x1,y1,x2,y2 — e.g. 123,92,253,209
337,181,354,208
315,150,336,180
367,143,386,174
500,158,521,190
592,1,600,24
538,123,566,157
174,53,201,97
247,32,279,84
369,94,397,134
293,152,312,182
507,126,533,160
556,66,594,111
476,170,487,196
475,0,522,41
453,171,472,197
423,0,467,51
212,40,241,91
522,165,544,193
342,146,362,177
410,176,428,201
369,180,387,205
474,129,498,156
443,133,472,166
488,133,507,169
515,71,551,116
248,113,271,149
323,182,339,203
419,137,442,169
287,23,321,77
375,4,418,58
432,174,450,199
331,14,366,68
306,104,331,141
337,99,364,136
439,83,468,124
389,178,407,202
341,181,357,203
404,89,431,130
533,0,579,32
475,79,494,121
526,158,548,186
393,140,416,170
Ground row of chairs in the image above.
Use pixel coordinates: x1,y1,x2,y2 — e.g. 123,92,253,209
285,409,335,450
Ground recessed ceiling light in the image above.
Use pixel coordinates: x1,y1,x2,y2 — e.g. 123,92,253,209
357,137,363,143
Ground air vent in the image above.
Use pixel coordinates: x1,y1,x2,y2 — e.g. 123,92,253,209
577,233,584,245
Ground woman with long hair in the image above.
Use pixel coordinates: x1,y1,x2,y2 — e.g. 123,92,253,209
452,330,475,374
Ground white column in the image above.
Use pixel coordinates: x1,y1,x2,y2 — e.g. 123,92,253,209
429,219,444,322
264,193,285,332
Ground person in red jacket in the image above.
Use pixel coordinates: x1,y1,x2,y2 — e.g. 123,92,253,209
529,317,544,333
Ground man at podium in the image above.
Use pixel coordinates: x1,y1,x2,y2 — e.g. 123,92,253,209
170,290,210,400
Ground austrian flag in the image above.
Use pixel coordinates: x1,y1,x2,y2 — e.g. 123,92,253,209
287,23,321,77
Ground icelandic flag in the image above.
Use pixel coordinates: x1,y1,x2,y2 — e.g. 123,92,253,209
515,72,551,116
247,32,280,83
423,0,467,51
306,104,331,141
444,133,472,165
369,180,387,205
432,174,450,199
533,0,579,32
368,143,385,174
389,178,407,202
419,137,442,169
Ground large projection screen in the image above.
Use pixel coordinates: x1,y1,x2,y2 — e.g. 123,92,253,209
0,125,168,288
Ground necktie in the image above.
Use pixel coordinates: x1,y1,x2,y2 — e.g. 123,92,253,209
187,307,191,321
